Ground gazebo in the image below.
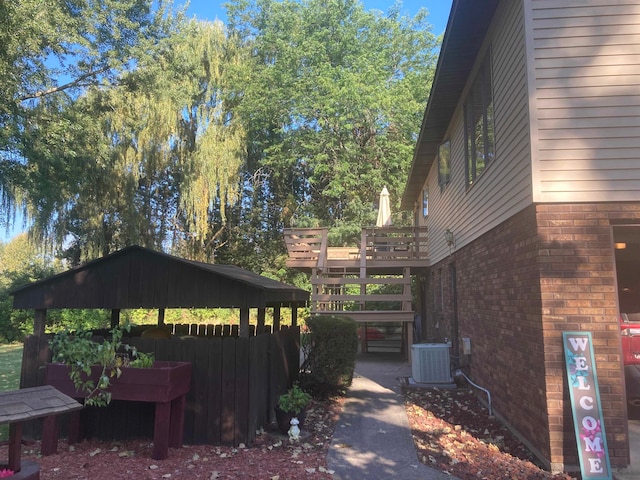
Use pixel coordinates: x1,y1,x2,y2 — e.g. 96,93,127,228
13,245,309,446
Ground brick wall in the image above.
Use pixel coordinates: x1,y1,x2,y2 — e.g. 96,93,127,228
537,203,638,471
424,203,637,472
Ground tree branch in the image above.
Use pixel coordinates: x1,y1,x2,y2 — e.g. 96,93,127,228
18,66,112,101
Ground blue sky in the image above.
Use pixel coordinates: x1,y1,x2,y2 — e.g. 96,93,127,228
2,0,452,243
182,0,453,35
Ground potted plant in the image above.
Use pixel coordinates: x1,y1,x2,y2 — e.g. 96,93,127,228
274,384,311,435
48,324,155,406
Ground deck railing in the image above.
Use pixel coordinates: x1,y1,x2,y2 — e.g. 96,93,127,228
360,226,428,261
284,226,428,268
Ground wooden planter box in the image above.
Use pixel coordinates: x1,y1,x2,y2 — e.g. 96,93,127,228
45,361,191,403
44,361,192,460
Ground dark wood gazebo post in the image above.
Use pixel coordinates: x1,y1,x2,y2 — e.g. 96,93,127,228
273,306,281,331
257,308,265,333
291,303,298,327
158,308,165,326
33,309,47,337
23,309,50,394
239,307,250,338
110,309,121,328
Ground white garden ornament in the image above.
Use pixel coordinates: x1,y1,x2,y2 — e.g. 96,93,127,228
288,417,300,442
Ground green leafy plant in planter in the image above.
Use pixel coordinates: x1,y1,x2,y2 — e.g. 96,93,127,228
275,385,312,435
49,324,154,406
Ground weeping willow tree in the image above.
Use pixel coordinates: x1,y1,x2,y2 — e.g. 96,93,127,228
179,22,247,253
21,19,247,263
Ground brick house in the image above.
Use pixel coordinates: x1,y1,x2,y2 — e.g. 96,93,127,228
401,0,640,473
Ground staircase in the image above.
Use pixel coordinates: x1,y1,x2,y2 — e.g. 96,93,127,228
284,227,428,355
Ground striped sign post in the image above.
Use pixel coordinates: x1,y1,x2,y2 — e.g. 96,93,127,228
562,331,612,479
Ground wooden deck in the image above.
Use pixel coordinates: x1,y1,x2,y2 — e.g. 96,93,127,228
284,226,429,270
284,227,429,362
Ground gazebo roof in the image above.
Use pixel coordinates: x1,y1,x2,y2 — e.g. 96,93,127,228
11,245,309,310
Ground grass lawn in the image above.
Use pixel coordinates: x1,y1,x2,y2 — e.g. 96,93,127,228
0,343,23,441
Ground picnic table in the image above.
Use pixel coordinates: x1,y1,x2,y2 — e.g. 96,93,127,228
0,385,82,479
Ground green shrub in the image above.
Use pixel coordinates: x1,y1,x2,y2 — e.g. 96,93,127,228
278,384,311,415
300,315,358,398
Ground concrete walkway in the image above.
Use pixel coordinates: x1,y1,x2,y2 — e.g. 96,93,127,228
326,353,640,480
326,353,457,479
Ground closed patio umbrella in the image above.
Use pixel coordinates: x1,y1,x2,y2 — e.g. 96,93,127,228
376,186,392,227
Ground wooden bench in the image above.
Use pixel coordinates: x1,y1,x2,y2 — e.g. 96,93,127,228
0,385,82,479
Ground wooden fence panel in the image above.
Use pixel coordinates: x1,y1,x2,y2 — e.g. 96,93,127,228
174,324,189,336
206,337,223,445
83,405,101,440
192,338,211,444
98,401,116,439
269,331,290,422
21,328,300,447
220,338,236,444
177,337,196,443
234,337,250,445
249,334,270,436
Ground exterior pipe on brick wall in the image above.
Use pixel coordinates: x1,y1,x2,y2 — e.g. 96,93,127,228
454,369,492,417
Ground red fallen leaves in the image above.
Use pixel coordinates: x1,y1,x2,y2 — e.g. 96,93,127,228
404,388,579,480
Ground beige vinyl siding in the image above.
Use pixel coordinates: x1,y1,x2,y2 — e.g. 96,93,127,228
528,0,640,202
425,0,533,264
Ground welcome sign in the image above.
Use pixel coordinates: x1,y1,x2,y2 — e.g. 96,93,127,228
562,332,612,479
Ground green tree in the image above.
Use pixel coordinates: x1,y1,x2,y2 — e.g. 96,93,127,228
226,0,438,249
88,19,247,262
3,17,247,263
1,0,439,282
0,0,173,246
0,234,59,342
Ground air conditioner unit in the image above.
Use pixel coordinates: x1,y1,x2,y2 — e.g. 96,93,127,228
411,343,452,383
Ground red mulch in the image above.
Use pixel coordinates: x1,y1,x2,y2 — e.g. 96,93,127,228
2,388,582,479
404,387,580,480
3,398,343,480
